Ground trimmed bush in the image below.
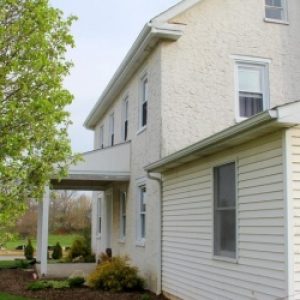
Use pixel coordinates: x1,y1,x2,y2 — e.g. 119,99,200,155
52,242,63,260
27,280,69,291
68,237,89,260
87,256,144,292
68,276,85,288
24,239,34,260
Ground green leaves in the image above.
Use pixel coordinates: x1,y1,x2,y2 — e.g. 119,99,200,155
0,0,77,243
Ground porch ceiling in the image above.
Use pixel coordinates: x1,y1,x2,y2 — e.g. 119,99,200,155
51,142,131,190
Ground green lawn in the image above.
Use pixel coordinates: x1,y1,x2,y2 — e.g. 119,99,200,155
0,293,35,300
4,234,78,250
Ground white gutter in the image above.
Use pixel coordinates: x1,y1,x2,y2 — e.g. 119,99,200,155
145,109,279,172
84,22,184,129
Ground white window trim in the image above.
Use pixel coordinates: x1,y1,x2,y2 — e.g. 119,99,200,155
137,72,148,133
136,178,147,246
212,160,239,263
233,57,270,122
122,95,129,142
119,191,126,242
264,0,288,24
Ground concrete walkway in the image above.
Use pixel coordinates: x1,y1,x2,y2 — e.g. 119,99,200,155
36,263,96,278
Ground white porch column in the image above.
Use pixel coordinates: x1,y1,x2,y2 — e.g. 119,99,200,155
36,186,50,276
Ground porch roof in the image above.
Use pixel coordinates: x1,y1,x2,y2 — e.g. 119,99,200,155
51,142,131,191
145,101,300,173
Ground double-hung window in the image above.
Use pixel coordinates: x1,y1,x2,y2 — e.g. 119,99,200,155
120,192,126,240
123,97,129,141
236,61,269,120
139,76,148,129
137,185,146,242
109,113,114,146
97,197,102,236
99,125,104,149
214,162,236,259
265,0,287,21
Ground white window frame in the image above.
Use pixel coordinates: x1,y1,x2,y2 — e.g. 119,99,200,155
136,181,147,246
97,196,102,238
213,161,237,261
264,0,288,23
108,113,114,146
233,56,270,122
138,74,148,132
120,191,126,241
99,125,104,149
122,96,129,142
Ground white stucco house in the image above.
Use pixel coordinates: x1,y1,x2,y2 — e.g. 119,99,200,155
36,0,300,299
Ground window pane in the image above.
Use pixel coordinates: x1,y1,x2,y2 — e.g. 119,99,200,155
266,0,282,7
140,187,146,212
239,92,263,117
143,79,148,102
141,214,145,239
265,7,284,19
238,67,262,93
142,101,147,127
214,163,236,208
214,210,236,257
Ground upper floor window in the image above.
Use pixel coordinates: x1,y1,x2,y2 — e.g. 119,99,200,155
214,162,236,259
109,113,114,146
99,125,104,149
235,61,269,120
139,75,148,129
265,0,287,21
122,97,129,141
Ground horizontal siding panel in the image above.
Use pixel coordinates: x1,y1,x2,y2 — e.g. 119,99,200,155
238,191,283,204
239,217,284,227
239,165,283,181
239,200,284,211
239,242,284,253
163,261,285,296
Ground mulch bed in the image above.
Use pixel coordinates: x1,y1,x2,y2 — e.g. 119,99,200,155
0,269,165,300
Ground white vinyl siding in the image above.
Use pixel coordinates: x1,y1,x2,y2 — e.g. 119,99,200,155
162,132,286,300
290,126,300,299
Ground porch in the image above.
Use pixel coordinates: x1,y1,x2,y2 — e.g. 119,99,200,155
36,142,131,276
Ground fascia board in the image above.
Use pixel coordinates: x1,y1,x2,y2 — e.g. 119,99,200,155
151,0,203,25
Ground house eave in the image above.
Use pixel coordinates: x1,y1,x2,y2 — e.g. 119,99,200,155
145,102,300,173
84,23,184,130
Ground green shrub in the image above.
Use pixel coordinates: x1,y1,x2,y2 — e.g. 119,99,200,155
24,239,34,260
52,242,63,260
68,276,85,288
27,281,52,291
68,237,89,260
27,280,69,291
140,294,151,300
87,256,144,292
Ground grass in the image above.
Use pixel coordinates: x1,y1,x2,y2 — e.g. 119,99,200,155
0,260,29,270
0,293,35,300
4,234,78,250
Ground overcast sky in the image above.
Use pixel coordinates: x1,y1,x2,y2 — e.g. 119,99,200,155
50,0,179,153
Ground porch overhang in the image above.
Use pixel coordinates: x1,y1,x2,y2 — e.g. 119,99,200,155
146,101,300,173
51,142,131,190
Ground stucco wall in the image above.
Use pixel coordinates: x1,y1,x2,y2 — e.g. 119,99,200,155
160,0,300,156
91,45,163,292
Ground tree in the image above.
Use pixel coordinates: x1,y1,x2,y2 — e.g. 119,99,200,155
0,0,77,243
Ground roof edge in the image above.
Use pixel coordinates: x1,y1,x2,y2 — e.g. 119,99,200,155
84,22,184,130
145,109,278,173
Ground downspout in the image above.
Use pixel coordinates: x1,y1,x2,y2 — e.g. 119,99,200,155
147,171,163,296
